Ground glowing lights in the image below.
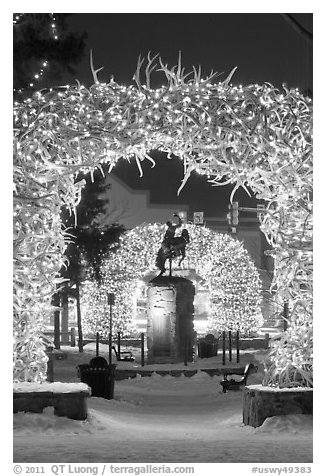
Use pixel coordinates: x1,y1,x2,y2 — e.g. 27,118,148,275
80,224,263,338
13,14,59,94
13,55,312,387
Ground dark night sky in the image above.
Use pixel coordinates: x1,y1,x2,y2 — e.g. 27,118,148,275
56,13,313,217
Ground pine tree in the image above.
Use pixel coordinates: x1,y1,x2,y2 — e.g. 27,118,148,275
60,167,125,350
63,167,125,283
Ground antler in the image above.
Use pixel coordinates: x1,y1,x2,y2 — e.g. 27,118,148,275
220,66,238,86
90,49,104,84
145,52,160,89
133,55,145,91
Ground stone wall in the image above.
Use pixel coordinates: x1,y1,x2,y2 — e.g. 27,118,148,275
243,385,313,427
13,383,90,421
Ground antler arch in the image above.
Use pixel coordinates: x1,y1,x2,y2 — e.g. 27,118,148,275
13,55,312,386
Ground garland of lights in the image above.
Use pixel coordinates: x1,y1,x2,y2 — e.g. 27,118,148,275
80,223,264,338
13,54,312,387
13,13,59,94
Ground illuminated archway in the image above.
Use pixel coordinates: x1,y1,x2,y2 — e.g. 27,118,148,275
13,55,312,387
80,223,264,337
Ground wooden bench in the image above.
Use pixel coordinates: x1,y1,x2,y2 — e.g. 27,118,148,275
220,363,256,393
82,339,110,347
112,345,135,362
81,340,135,361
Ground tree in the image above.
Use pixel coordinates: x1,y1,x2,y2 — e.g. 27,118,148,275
81,224,264,338
60,167,125,351
63,166,126,281
13,13,87,96
280,13,313,98
280,14,313,44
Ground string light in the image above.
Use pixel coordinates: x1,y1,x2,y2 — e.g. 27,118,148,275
13,56,312,387
13,13,59,94
80,224,263,337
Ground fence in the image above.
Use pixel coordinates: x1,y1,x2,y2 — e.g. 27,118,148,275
221,330,240,365
45,328,269,370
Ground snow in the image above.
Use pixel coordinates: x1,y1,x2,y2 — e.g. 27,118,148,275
256,414,313,434
13,347,313,466
246,384,313,392
13,382,90,393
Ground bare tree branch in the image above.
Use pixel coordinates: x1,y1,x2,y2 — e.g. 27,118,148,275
281,14,313,43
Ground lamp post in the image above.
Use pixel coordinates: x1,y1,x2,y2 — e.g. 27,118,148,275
107,292,115,364
227,201,238,235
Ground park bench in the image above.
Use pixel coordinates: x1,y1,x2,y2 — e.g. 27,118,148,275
112,345,135,362
81,339,135,361
220,362,256,393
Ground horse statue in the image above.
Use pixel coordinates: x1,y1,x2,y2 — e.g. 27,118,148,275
155,220,190,276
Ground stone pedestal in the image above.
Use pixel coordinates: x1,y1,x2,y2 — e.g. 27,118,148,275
243,385,313,427
147,276,195,364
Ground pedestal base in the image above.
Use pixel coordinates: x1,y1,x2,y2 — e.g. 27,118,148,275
147,276,195,364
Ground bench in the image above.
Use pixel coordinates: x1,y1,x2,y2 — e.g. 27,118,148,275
82,339,110,347
81,340,135,361
112,345,135,362
220,363,256,393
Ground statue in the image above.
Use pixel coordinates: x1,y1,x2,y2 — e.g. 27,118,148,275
155,213,190,276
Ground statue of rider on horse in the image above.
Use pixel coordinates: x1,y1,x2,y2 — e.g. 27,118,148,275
155,213,190,276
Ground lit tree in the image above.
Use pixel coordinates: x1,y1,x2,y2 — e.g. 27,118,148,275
80,224,263,338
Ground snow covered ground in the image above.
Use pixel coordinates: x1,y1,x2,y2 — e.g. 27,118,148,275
13,344,313,465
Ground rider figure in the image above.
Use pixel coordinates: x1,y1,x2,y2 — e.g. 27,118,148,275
162,213,182,253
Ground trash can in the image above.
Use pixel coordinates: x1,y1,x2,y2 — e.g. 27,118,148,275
77,356,116,399
197,334,218,358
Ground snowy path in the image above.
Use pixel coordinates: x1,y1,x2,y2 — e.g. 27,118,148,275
13,372,313,463
14,434,312,463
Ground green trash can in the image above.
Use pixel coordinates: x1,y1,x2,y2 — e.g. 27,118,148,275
78,356,116,400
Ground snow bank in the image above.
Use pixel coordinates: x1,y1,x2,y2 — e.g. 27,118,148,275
255,414,313,434
13,407,94,434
